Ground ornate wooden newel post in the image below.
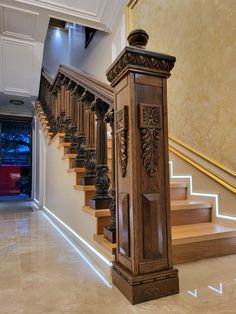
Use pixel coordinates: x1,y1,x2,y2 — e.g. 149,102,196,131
106,30,179,304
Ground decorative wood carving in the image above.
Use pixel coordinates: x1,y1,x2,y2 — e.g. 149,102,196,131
118,192,130,257
80,91,96,185
104,109,116,243
106,30,178,304
116,106,128,177
72,135,86,168
89,98,111,209
106,48,176,83
139,103,162,177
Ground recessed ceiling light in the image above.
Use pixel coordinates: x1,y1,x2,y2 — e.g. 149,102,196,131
10,99,24,105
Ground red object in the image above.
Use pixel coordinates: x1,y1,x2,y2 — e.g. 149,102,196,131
0,165,21,196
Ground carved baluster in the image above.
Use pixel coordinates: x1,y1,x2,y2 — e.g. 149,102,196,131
89,98,111,209
104,109,116,242
64,79,72,142
67,85,78,154
58,76,67,133
72,86,86,168
80,92,96,185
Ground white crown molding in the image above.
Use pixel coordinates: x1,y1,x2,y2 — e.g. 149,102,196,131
13,0,108,22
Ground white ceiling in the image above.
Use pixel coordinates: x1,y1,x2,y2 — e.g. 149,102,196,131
0,0,127,116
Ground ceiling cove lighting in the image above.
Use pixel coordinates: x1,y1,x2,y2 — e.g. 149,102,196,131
43,213,112,288
42,205,113,267
169,160,236,221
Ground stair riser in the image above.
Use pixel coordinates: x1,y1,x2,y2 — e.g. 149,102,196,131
97,216,111,235
171,208,211,226
173,236,236,264
170,187,187,200
85,191,95,206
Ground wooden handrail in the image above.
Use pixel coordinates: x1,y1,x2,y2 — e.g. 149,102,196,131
42,65,114,107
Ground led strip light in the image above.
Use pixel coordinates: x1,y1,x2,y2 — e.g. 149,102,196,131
169,160,236,221
43,213,112,288
43,206,113,267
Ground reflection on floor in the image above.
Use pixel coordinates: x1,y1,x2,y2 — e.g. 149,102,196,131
0,204,236,314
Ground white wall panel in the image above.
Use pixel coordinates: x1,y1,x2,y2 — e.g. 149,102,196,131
2,37,33,96
0,4,38,40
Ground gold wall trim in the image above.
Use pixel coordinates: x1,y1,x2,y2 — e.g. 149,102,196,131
169,145,236,194
169,136,236,178
126,0,140,34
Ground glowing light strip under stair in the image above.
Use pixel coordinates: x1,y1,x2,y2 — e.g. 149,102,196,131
169,160,236,221
43,206,113,267
43,213,112,288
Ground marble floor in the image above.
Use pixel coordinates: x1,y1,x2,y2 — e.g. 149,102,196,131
0,204,236,314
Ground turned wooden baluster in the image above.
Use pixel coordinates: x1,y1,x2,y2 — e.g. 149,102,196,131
72,86,86,168
104,109,116,242
64,79,73,142
50,90,58,135
53,74,62,134
89,98,111,209
58,76,67,133
67,84,79,154
80,92,96,185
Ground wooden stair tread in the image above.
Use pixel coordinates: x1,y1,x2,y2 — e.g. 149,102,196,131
172,223,236,245
62,154,77,160
67,168,85,173
57,143,71,149
73,184,95,191
171,200,211,210
93,234,116,255
82,206,110,217
170,182,187,188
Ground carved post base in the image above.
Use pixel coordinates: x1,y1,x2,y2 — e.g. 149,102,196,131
58,111,66,133
64,117,72,143
67,125,78,154
89,197,111,209
72,135,86,168
80,148,96,185
89,164,111,209
72,158,84,168
80,176,96,185
112,263,179,305
104,226,116,243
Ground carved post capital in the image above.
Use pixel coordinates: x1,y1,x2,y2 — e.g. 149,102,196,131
106,30,176,85
91,98,110,120
82,90,95,109
73,85,85,100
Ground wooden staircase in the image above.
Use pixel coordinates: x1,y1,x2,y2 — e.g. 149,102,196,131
37,104,236,265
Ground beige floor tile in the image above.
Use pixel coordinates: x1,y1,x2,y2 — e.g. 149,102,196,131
0,207,236,313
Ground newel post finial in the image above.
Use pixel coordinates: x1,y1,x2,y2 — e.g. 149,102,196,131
127,29,149,49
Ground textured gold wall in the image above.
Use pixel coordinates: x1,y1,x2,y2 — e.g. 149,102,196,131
131,0,236,172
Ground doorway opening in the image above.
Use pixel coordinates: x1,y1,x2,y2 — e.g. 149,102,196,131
0,116,32,200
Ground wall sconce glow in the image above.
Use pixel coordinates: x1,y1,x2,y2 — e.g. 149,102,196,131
169,161,236,221
43,205,112,267
43,213,112,288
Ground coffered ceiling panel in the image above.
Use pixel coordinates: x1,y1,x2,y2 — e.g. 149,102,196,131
0,4,38,40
